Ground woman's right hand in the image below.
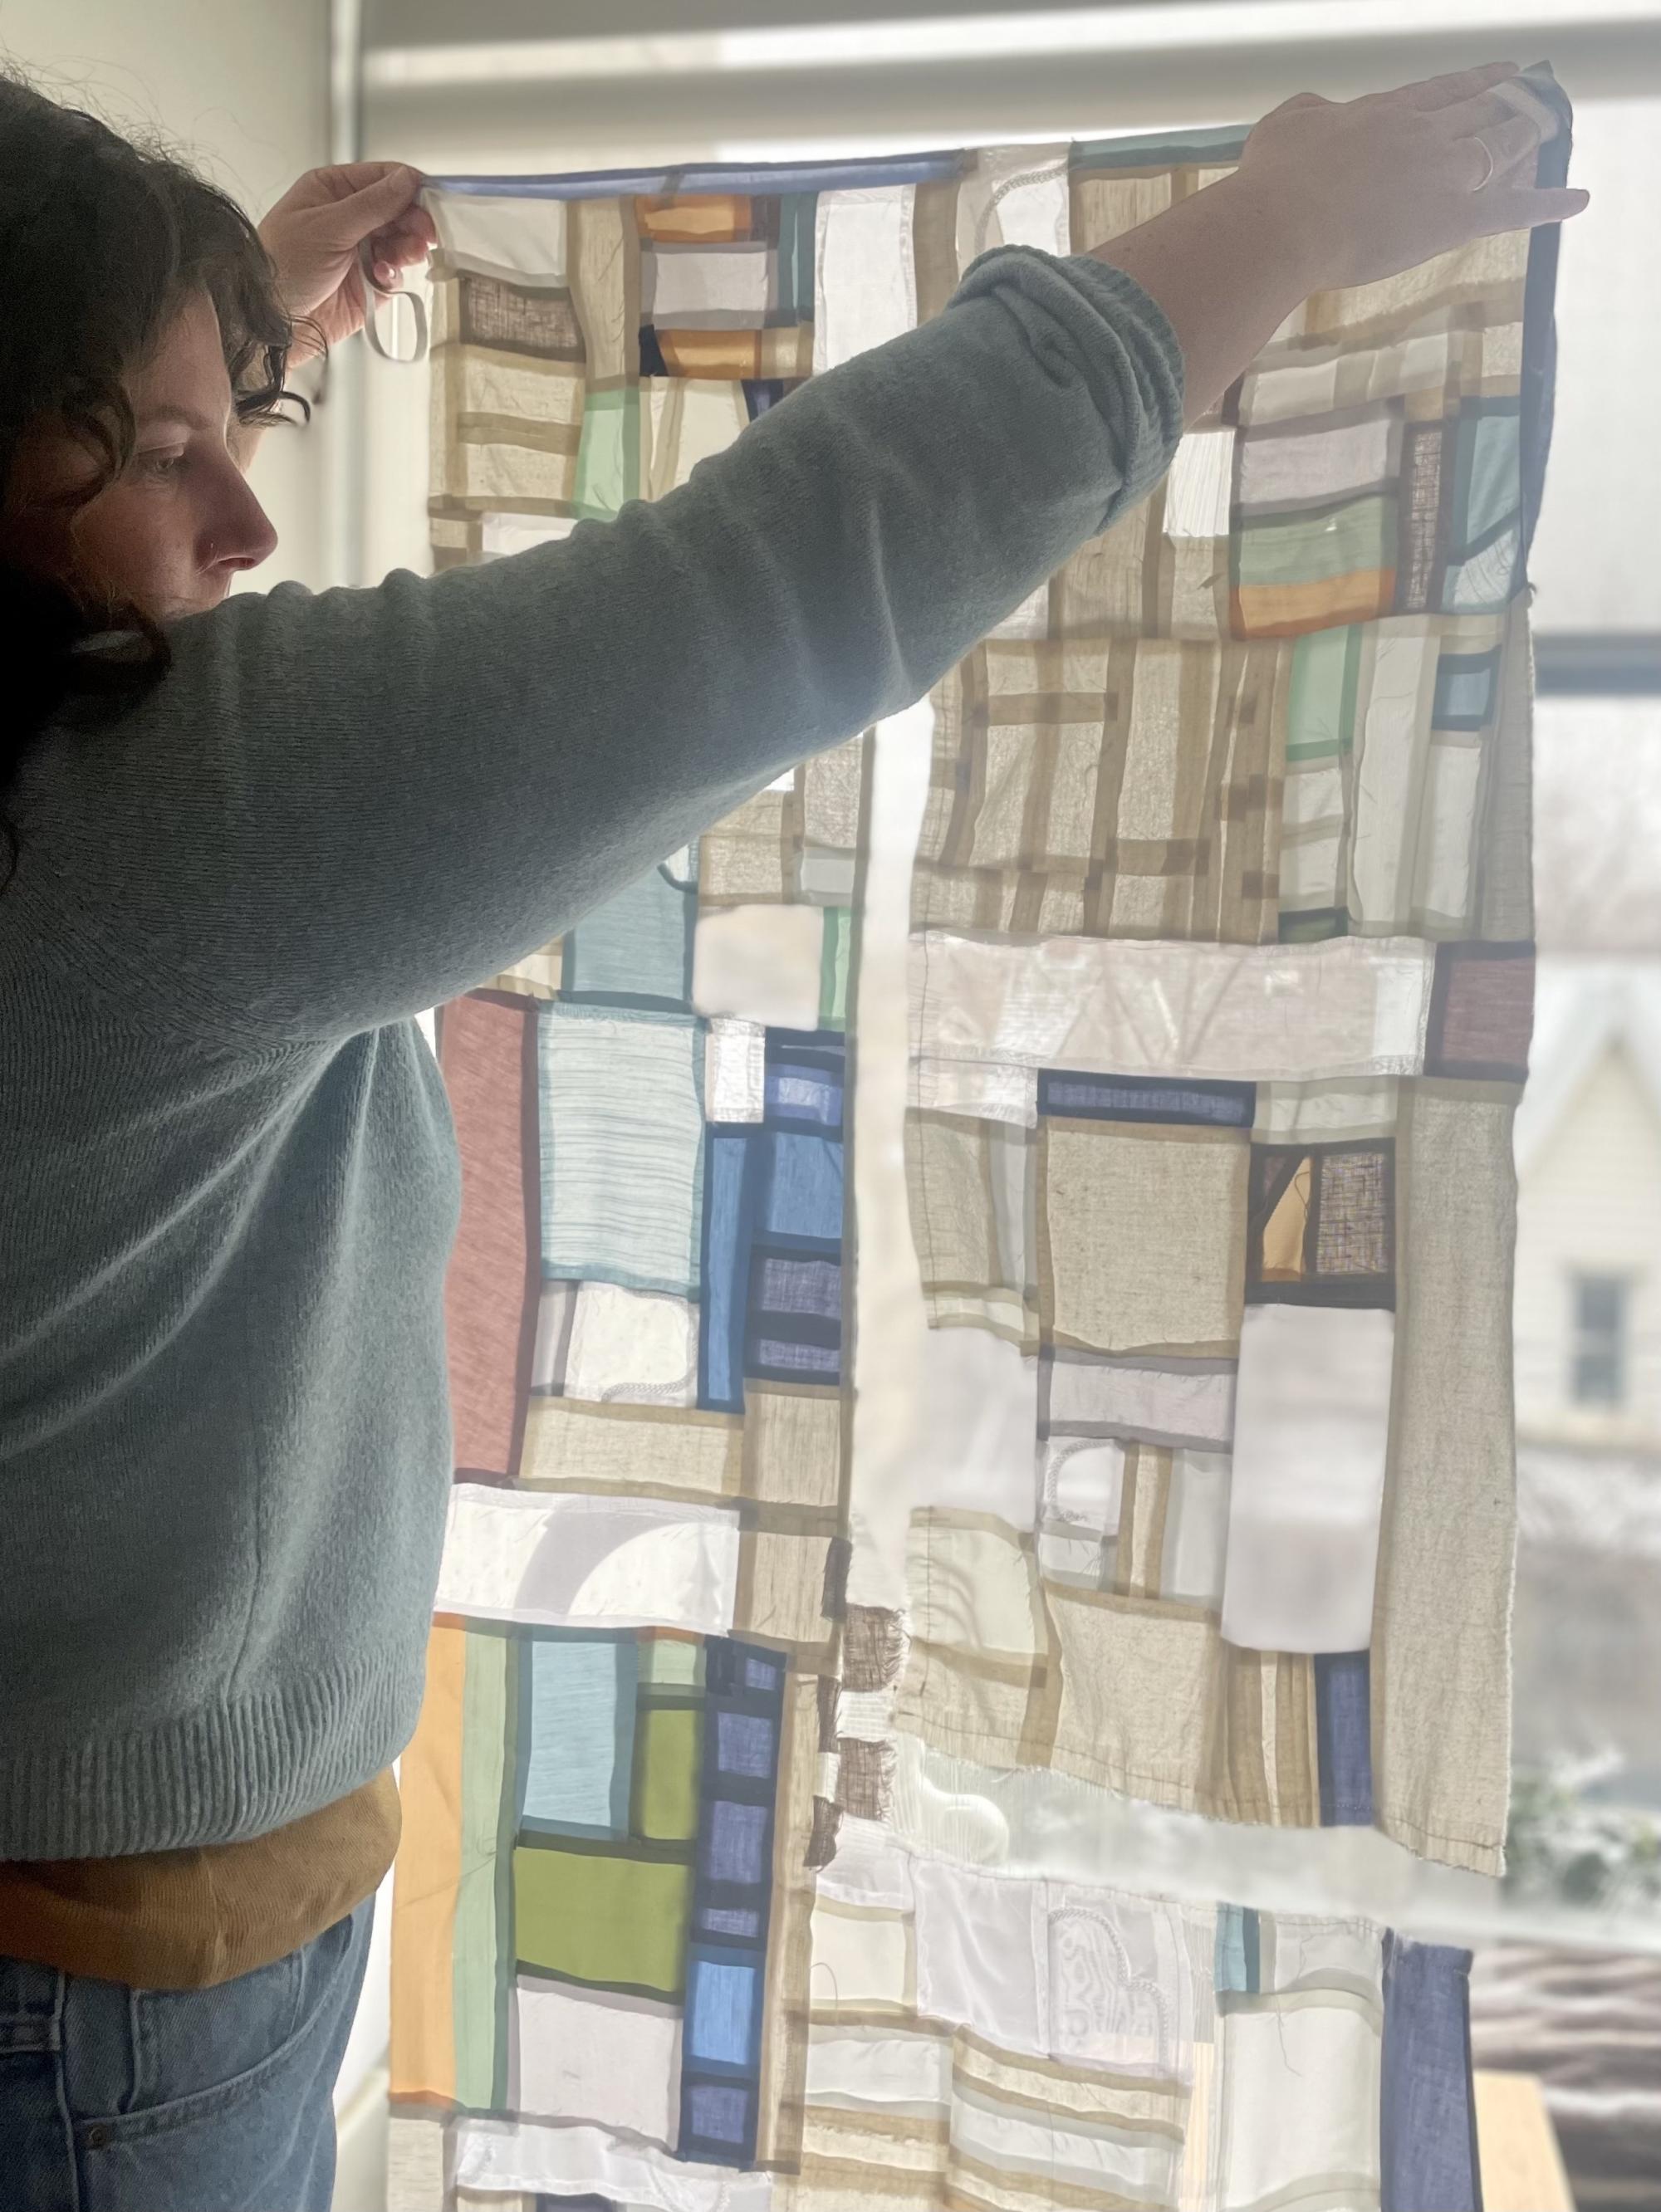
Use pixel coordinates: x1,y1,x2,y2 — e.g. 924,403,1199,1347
1237,64,1588,295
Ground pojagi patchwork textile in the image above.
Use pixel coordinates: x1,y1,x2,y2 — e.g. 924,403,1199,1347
392,91,1565,2212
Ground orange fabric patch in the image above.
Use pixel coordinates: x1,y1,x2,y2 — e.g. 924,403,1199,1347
636,193,753,243
389,1619,467,2102
1231,570,1396,639
655,328,766,378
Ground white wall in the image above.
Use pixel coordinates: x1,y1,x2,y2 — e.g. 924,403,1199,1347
0,0,333,589
1516,1045,1661,1449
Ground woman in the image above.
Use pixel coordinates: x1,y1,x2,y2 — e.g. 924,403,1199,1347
0,61,1580,2212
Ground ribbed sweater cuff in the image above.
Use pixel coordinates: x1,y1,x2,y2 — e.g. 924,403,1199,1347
0,1653,421,1859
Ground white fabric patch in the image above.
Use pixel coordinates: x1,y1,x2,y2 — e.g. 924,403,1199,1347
1254,1077,1399,1144
644,241,771,325
1415,741,1482,922
814,185,917,373
1220,1304,1396,1654
427,189,568,286
704,1016,766,1123
957,144,1071,262
1165,428,1237,540
1349,631,1438,927
1041,1436,1126,1536
1216,1995,1382,2212
914,1055,1038,1127
1240,410,1396,508
562,1282,698,1408
1160,1449,1232,1608
1045,1882,1197,2080
438,1484,739,1633
913,932,1436,1084
481,514,578,560
450,2112,773,2211
1047,1356,1236,1450
810,1903,912,2012
804,2028,951,2111
912,1861,1046,2056
513,1984,679,2142
693,904,825,1030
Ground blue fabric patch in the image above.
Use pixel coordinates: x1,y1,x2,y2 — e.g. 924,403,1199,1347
1214,1903,1261,1994
765,1031,845,1133
433,152,958,198
747,1248,842,1384
715,1709,776,1780
518,1634,635,1838
1381,1933,1479,2212
700,1904,762,1940
1316,1651,1375,1826
698,1128,756,1414
1457,403,1521,551
704,1798,770,1887
686,1955,762,2068
1038,1073,1256,1128
1431,651,1500,732
685,2078,752,2146
760,1132,844,1244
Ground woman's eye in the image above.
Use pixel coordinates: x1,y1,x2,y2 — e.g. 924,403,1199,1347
140,451,187,481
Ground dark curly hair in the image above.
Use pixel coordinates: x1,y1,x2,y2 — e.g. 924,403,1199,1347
0,71,305,869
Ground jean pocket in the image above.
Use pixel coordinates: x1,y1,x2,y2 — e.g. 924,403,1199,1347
74,1911,369,2212
124,1943,306,2117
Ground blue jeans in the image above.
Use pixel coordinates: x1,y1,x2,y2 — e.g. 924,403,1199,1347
0,1901,371,2212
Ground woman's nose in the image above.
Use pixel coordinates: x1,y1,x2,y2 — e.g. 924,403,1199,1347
207,463,278,575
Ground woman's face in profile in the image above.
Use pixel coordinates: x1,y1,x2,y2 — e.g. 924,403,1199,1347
6,291,277,623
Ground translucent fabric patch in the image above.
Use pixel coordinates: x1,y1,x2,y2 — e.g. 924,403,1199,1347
438,1484,740,1634
913,932,1436,1084
540,1005,705,1299
561,1282,700,1407
693,904,826,1031
1219,1304,1396,1653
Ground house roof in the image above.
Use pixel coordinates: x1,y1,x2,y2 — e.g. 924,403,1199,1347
1516,957,1661,1177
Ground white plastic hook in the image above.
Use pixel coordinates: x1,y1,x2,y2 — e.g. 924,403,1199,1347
357,237,429,364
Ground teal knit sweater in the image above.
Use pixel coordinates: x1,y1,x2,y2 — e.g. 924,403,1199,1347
0,250,1181,1857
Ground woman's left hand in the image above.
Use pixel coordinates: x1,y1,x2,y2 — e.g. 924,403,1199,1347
258,163,435,361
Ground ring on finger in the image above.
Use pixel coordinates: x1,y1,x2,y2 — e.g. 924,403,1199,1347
1467,137,1497,193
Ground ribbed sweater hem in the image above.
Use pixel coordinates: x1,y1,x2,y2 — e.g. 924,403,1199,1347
0,1652,423,1860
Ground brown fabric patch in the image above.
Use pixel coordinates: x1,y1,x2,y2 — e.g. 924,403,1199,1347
835,1737,895,1821
438,994,540,1484
1316,1148,1393,1278
458,275,586,360
1427,941,1536,1080
1249,1141,1395,1306
816,1674,840,1754
1396,420,1445,614
806,1797,843,1869
842,1605,906,1695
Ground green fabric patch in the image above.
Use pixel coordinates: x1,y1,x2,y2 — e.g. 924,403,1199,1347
454,1627,512,2112
1237,495,1395,589
1454,404,1521,549
1286,625,1362,761
637,1633,703,1687
514,1838,692,1999
818,906,852,1030
777,193,819,321
573,386,640,519
631,1702,703,1843
1278,907,1350,944
562,862,695,1009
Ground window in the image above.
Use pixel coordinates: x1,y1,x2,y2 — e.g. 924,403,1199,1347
1571,1271,1630,1408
